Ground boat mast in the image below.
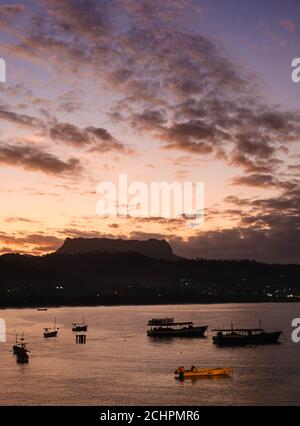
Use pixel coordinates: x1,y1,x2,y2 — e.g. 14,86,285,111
20,332,25,349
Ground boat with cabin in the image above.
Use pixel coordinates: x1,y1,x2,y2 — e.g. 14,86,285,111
13,333,30,356
72,317,88,332
147,318,207,338
44,317,58,338
212,322,281,346
15,334,30,363
175,366,232,380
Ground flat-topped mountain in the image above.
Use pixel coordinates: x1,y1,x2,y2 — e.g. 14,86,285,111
55,237,179,261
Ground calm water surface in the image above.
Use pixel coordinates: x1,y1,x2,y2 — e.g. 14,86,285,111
0,303,299,406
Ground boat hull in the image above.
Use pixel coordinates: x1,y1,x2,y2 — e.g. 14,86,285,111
72,325,88,332
44,331,58,338
13,345,23,355
213,331,281,347
175,367,232,380
16,348,29,363
17,354,29,364
147,325,207,338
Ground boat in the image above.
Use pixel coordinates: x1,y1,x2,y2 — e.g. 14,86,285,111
44,317,58,338
175,366,232,380
72,317,88,332
212,322,282,347
37,308,48,311
147,318,207,338
15,334,30,363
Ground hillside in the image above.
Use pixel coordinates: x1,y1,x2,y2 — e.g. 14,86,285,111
0,245,299,307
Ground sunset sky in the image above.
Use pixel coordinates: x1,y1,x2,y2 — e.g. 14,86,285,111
0,0,300,262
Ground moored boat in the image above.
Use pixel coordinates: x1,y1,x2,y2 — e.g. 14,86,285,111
44,317,58,338
72,317,88,332
212,322,281,346
147,318,207,338
175,366,233,380
15,334,30,363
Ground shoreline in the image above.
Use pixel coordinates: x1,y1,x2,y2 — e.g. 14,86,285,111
0,298,299,310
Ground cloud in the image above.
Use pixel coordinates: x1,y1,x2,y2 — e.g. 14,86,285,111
0,104,129,153
0,3,25,27
1,83,51,108
0,231,63,254
108,223,119,229
121,0,205,26
160,188,300,262
170,226,300,263
158,120,222,154
231,173,279,188
231,173,299,190
289,164,300,172
57,89,83,113
0,142,81,176
0,4,25,15
48,122,89,145
46,0,112,41
48,122,122,151
280,19,296,33
6,1,300,177
131,109,168,130
56,228,119,240
3,217,40,224
129,230,172,242
0,106,40,127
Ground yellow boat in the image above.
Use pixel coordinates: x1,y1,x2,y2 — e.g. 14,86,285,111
174,366,233,380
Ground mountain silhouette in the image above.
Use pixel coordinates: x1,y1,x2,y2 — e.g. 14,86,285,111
55,237,179,261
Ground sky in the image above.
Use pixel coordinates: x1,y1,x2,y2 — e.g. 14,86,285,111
0,0,300,263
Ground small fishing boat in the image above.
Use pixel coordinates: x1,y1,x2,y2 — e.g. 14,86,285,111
37,308,48,311
15,334,30,364
212,321,281,347
72,317,88,332
147,318,207,338
44,317,58,338
175,366,232,380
